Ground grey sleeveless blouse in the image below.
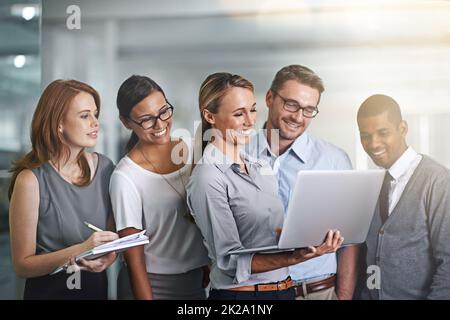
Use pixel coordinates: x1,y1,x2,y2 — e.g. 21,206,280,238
31,153,115,254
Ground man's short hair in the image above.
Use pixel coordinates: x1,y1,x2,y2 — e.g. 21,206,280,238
357,94,403,125
270,65,324,95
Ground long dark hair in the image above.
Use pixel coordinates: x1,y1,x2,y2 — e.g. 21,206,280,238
9,79,100,199
116,75,166,152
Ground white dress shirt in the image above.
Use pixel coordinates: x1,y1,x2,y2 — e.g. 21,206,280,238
387,146,422,215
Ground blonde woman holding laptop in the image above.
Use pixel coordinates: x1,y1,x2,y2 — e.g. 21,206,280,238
186,72,343,300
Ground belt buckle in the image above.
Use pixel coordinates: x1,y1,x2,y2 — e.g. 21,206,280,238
302,282,308,296
277,282,284,290
292,281,308,297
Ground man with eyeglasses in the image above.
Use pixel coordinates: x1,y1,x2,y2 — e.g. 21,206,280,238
248,64,359,300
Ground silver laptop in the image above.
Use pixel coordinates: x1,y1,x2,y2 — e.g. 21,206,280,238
229,170,384,255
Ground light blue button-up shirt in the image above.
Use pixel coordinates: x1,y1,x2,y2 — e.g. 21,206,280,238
247,130,353,281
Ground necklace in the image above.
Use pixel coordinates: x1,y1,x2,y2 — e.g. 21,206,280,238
49,154,96,184
49,160,79,184
137,145,193,221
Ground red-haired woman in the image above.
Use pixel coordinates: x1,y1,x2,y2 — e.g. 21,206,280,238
8,80,118,299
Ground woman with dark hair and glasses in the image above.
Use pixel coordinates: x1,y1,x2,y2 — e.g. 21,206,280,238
110,75,210,299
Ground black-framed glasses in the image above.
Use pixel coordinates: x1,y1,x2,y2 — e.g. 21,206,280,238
272,90,319,118
127,102,174,130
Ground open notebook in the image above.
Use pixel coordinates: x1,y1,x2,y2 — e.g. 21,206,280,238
50,230,149,275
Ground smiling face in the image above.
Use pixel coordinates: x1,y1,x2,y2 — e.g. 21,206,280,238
59,91,99,149
204,86,256,147
266,80,320,144
358,111,408,169
124,91,172,145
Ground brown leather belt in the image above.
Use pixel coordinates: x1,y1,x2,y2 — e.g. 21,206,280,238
293,275,336,297
229,277,293,292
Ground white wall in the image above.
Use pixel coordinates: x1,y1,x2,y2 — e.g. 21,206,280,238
41,0,450,169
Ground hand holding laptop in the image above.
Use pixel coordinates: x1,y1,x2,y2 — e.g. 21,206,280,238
250,229,344,274
286,229,344,265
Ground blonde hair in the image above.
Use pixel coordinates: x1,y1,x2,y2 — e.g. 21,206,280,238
197,72,254,152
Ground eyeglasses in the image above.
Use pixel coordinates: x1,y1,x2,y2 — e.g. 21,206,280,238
127,102,174,130
272,90,319,118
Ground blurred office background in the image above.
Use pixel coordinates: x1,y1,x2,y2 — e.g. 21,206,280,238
1,0,449,299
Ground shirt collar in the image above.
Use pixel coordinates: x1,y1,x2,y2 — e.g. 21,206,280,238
253,130,311,163
202,143,261,173
254,130,274,159
388,146,419,180
289,132,310,163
